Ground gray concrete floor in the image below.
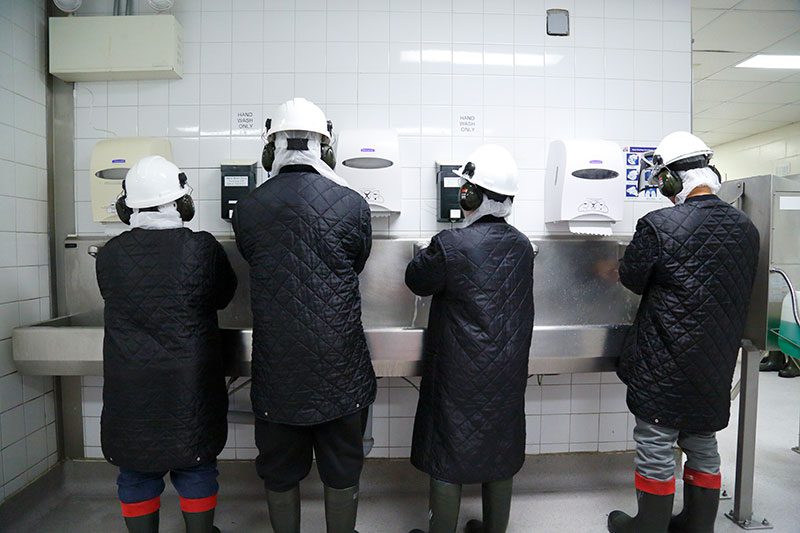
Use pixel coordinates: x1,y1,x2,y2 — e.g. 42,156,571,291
0,372,797,532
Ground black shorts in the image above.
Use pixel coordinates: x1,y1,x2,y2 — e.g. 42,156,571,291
255,408,369,492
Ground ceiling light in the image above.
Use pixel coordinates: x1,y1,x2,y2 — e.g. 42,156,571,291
735,55,800,69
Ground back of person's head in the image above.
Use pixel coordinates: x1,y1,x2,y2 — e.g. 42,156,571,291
115,155,194,224
651,131,721,205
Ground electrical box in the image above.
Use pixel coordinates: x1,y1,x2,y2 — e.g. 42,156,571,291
221,160,257,221
436,162,464,222
90,137,173,223
49,15,183,82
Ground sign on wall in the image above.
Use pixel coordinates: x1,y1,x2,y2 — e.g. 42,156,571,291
623,146,658,198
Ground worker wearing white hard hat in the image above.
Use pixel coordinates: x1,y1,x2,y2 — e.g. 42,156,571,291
609,131,760,532
98,155,237,533
406,145,534,533
234,98,374,533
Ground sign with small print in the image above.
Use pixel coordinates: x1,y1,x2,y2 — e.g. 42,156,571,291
455,111,481,137
232,107,258,135
623,145,657,198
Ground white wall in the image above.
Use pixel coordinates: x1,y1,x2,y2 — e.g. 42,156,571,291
0,0,58,504
711,122,800,181
71,0,692,459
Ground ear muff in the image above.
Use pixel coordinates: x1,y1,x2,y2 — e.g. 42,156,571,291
459,181,483,212
115,180,133,225
657,167,684,198
175,172,195,222
321,142,336,169
262,141,275,172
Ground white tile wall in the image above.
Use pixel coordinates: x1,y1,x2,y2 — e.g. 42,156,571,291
72,0,690,458
0,0,57,504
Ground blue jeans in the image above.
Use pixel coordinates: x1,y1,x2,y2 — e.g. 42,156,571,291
117,460,219,504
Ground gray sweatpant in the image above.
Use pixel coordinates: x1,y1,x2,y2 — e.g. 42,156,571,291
633,417,721,482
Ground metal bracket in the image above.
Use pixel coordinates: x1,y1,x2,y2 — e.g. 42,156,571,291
724,511,773,530
720,485,732,500
719,180,745,206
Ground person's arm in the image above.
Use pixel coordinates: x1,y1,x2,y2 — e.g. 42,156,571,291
405,236,447,296
619,219,660,295
212,241,238,310
353,202,372,275
231,201,249,261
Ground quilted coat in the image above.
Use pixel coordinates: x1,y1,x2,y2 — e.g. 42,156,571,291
406,216,535,484
96,228,237,472
618,195,760,432
232,165,376,426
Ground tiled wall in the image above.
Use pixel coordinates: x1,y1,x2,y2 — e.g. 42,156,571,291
711,122,800,181
74,0,691,459
0,0,58,504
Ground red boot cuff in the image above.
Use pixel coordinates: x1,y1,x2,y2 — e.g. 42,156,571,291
635,471,676,495
683,467,721,489
179,493,218,513
121,496,160,518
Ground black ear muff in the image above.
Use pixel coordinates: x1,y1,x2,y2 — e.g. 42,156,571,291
115,180,133,225
176,195,195,222
459,181,483,212
657,168,684,198
262,141,276,172
321,142,336,169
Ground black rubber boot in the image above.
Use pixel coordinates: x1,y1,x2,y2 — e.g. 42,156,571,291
409,478,462,533
669,484,720,533
267,485,301,533
778,358,800,378
124,511,159,533
759,351,785,372
608,490,674,533
463,478,513,533
182,509,221,533
324,485,359,533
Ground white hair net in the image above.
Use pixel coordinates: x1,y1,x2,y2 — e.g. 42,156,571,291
130,202,183,230
270,130,348,187
462,197,513,227
675,167,721,205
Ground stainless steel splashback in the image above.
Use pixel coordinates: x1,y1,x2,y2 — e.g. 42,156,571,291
62,235,638,329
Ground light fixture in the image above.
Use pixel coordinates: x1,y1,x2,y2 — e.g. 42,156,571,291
147,0,174,12
53,0,82,13
735,54,800,69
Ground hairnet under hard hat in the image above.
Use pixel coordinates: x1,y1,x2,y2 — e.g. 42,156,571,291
462,197,514,227
674,167,721,205
269,130,348,187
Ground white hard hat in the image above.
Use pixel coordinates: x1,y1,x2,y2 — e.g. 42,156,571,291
267,98,332,143
124,155,188,209
655,131,713,168
455,144,519,196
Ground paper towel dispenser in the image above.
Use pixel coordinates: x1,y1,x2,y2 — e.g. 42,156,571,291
90,138,173,223
544,139,624,236
336,129,401,215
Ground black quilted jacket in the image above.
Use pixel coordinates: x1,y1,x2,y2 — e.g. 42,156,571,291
233,166,376,425
96,228,237,472
406,216,535,484
618,195,759,432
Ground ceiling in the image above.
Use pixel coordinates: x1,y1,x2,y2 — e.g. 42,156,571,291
691,0,800,146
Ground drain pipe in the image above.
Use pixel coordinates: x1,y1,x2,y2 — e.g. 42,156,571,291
125,0,133,15
113,0,121,15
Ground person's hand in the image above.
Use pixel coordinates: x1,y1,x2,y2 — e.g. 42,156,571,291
594,258,620,283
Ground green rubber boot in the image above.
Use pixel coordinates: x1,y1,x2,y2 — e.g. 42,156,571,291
182,509,220,533
669,484,720,533
124,511,159,533
608,491,674,532
324,485,359,533
267,485,301,533
464,478,513,533
409,478,463,533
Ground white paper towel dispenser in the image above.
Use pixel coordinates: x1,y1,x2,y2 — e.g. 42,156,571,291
544,139,624,235
90,137,173,223
336,129,401,216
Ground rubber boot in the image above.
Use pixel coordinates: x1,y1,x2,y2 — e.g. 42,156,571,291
182,509,221,533
759,351,785,372
124,511,159,533
778,357,800,378
608,491,674,533
669,484,720,533
324,485,359,533
267,485,301,533
463,478,513,533
409,478,462,533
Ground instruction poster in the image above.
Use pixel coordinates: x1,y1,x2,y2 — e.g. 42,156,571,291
623,146,658,198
